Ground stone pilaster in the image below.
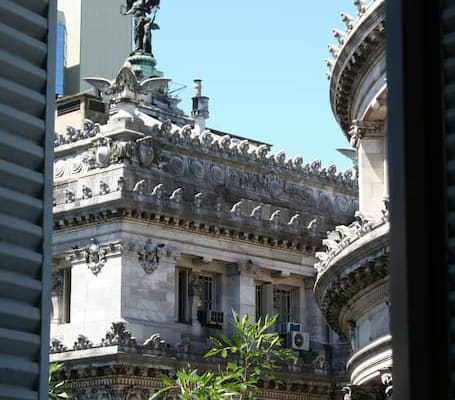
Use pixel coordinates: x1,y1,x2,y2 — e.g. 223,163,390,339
224,261,258,331
350,120,386,219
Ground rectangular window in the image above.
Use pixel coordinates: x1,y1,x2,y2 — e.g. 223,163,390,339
274,287,292,327
51,268,71,324
177,269,222,326
198,275,214,311
177,268,191,324
63,268,71,323
256,285,263,321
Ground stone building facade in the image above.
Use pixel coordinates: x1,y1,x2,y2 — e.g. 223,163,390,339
316,0,392,398
49,58,359,398
48,1,394,399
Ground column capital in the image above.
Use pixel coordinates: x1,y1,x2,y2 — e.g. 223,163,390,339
349,119,385,147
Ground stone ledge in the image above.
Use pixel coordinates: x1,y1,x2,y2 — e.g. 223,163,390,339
346,334,392,385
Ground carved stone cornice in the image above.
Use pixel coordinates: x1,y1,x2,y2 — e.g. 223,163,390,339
54,203,323,256
328,0,385,135
316,255,389,337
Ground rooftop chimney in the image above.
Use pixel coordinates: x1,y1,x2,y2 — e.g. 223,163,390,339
192,79,209,134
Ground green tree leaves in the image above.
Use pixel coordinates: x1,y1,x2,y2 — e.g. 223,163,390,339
49,363,72,399
151,311,296,400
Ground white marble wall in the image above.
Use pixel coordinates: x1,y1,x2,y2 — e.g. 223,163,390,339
51,256,122,347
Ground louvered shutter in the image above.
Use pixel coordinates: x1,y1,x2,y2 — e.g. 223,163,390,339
443,3,455,398
0,0,56,399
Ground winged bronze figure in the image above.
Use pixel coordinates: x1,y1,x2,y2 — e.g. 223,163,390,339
125,0,161,54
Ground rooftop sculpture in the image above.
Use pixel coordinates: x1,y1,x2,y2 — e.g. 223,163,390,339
125,0,160,55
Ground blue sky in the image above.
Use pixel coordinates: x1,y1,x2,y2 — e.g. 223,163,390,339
153,1,356,171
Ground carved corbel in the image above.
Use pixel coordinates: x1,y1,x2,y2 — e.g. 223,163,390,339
350,120,385,148
349,120,363,148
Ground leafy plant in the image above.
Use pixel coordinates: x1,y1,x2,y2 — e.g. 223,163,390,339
151,311,296,400
49,362,72,399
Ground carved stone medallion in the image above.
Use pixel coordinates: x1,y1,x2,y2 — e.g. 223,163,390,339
169,155,185,175
190,160,205,180
335,195,350,213
210,164,225,184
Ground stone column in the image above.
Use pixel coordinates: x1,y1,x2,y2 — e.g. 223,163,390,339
224,261,258,332
350,120,386,219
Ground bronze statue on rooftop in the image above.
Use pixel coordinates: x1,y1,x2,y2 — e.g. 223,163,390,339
124,0,160,55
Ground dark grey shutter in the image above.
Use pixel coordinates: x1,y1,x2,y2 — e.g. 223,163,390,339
0,0,56,398
443,2,455,398
387,1,449,399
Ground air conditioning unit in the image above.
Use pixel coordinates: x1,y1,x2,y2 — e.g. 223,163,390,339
206,310,223,326
280,322,301,334
289,331,310,351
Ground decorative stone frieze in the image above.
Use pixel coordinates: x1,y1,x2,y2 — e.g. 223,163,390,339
55,121,357,193
71,134,162,172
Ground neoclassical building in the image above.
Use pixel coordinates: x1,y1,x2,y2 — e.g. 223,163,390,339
48,1,395,399
316,0,392,398
49,8,360,398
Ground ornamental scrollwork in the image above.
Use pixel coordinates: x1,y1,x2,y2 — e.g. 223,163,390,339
73,334,93,350
102,322,137,347
54,119,100,147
